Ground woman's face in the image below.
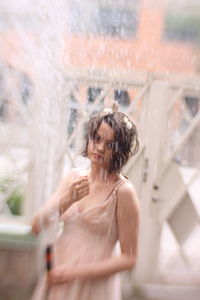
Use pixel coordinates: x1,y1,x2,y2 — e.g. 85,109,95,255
87,121,115,170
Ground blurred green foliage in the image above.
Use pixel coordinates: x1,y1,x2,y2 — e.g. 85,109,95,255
0,177,24,216
7,189,23,215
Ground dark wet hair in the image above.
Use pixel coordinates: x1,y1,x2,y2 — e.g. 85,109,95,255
82,111,139,174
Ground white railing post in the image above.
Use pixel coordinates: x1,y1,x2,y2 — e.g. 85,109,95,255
132,79,170,283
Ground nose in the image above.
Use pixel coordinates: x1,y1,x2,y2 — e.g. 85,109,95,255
97,141,105,153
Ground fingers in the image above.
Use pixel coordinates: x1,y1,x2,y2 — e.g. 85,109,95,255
68,175,90,202
75,176,89,186
75,186,89,200
73,176,90,201
74,177,90,191
80,186,89,198
31,216,40,235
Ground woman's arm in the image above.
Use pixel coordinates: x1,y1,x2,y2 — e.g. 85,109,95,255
32,169,89,234
48,182,140,284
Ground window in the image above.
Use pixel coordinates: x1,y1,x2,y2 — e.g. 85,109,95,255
68,108,78,137
19,73,33,105
0,13,39,33
164,14,200,42
96,7,137,37
0,15,7,31
87,87,103,104
184,96,199,117
114,89,130,107
164,2,200,43
0,101,6,120
0,73,6,120
67,92,78,137
68,0,139,38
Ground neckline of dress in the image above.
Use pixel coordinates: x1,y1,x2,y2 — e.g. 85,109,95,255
76,178,126,215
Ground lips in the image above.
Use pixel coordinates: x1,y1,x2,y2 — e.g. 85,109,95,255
92,153,102,159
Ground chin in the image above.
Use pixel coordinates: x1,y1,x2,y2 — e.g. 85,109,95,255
91,158,103,164
89,156,104,166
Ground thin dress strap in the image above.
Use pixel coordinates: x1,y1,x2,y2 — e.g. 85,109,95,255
114,179,127,195
105,179,126,202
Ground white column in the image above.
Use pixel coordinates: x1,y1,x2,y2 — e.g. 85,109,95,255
133,79,170,283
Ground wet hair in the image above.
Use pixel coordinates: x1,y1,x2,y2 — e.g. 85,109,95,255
82,111,139,174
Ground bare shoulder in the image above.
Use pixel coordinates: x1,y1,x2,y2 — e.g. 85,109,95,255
117,181,140,212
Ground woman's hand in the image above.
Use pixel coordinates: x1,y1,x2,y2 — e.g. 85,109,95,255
59,176,90,213
46,269,62,286
70,176,90,202
47,268,77,285
31,173,90,234
31,213,42,235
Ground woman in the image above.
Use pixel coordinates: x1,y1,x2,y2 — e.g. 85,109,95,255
31,104,140,300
